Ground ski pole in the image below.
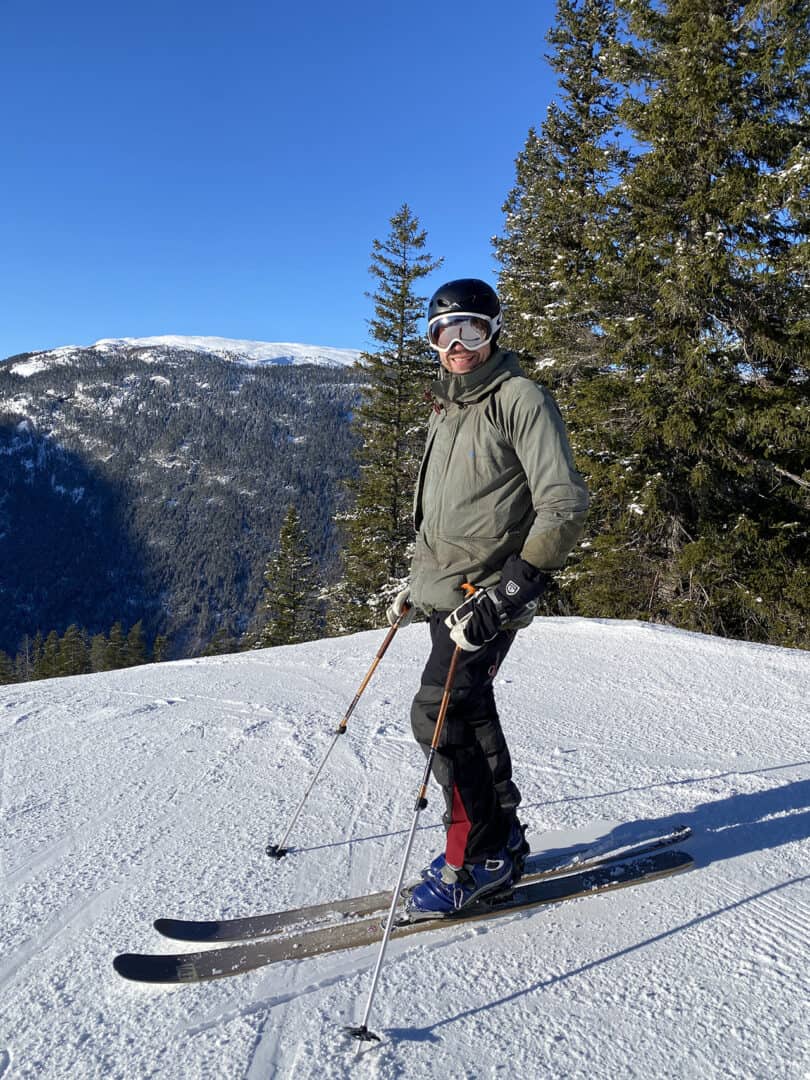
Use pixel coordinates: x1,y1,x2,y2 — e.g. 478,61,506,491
346,643,462,1044
266,607,411,859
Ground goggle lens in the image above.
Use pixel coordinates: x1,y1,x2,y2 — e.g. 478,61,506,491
427,315,495,352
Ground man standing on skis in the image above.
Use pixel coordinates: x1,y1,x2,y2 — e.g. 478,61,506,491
386,278,589,918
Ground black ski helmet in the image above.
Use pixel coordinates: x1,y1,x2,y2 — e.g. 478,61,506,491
427,278,501,324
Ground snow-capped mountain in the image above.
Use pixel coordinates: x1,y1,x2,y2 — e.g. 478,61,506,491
0,338,363,658
5,335,361,378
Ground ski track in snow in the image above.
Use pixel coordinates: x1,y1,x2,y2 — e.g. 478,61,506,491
0,618,808,1079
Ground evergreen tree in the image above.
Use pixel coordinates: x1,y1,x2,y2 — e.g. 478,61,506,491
0,650,14,684
125,620,148,667
35,630,61,679
58,624,89,677
89,632,110,672
151,634,170,663
30,632,44,677
497,0,809,646
255,505,323,647
202,627,237,656
575,0,810,645
14,634,38,682
495,0,633,616
332,204,442,632
496,0,628,387
107,622,127,669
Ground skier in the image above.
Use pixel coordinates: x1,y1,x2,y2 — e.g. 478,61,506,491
386,278,590,917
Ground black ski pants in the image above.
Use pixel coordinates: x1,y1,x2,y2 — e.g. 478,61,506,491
410,612,521,866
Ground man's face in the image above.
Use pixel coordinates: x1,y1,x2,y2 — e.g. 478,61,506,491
438,341,492,375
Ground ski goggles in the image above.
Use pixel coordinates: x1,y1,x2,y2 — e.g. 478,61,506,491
427,312,502,353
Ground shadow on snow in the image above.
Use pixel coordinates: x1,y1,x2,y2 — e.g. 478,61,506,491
382,769,810,1043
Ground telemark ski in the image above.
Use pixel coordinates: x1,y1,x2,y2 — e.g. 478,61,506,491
154,824,691,944
114,848,693,984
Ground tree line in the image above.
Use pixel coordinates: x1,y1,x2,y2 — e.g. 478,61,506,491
0,621,170,684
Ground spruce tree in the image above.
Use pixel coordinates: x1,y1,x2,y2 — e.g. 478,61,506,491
0,650,15,684
125,621,148,667
59,624,89,677
495,0,633,616
496,0,628,387
255,505,323,647
36,631,61,679
107,623,126,669
202,628,237,656
152,634,170,663
89,632,110,672
578,0,810,645
498,0,809,646
332,204,442,632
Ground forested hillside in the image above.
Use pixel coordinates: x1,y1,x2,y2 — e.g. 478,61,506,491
0,342,362,658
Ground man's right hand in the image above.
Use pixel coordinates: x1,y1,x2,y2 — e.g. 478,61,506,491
386,587,415,627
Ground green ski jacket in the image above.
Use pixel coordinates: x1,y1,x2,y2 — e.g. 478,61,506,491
410,349,589,614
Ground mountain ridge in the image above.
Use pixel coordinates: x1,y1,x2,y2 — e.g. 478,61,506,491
3,335,362,377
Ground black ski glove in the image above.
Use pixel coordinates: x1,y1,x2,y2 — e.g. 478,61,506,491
445,555,550,652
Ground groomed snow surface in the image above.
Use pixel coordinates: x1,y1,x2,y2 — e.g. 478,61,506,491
1,618,808,1079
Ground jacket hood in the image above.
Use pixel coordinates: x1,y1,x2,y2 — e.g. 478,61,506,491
431,349,525,406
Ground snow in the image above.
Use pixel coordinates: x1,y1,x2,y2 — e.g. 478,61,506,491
5,358,52,378
1,618,808,1078
5,337,360,377
91,336,360,368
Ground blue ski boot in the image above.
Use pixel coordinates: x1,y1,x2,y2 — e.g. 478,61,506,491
400,850,446,899
506,818,530,882
399,851,445,899
405,850,514,919
415,817,528,891
419,850,446,883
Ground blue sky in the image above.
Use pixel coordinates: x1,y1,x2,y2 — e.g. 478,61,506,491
2,1,559,358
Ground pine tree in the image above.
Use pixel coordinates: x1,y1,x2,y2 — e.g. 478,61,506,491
58,624,90,677
35,630,61,679
14,634,38,682
496,0,628,387
89,632,110,672
0,651,15,684
497,0,809,646
332,204,442,632
255,505,323,647
107,622,126,669
576,0,810,644
125,620,148,667
151,634,170,663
